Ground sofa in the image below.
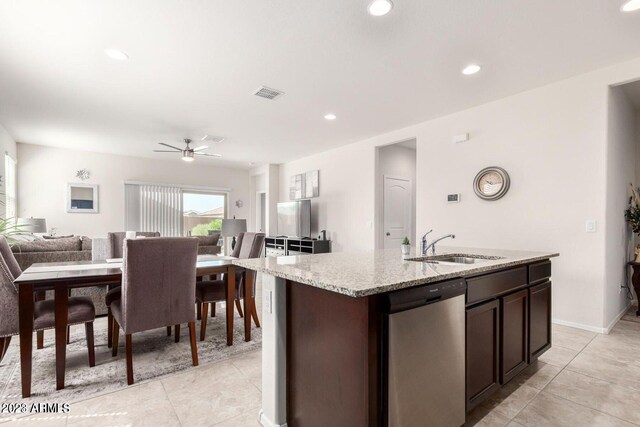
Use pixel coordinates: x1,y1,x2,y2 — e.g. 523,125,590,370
195,232,222,255
11,235,92,271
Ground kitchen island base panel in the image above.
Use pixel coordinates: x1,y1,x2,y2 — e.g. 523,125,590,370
286,280,382,426
261,274,288,427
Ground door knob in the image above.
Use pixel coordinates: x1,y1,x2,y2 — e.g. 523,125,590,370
386,232,390,236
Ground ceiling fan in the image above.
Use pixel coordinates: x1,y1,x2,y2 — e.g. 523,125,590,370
153,138,222,162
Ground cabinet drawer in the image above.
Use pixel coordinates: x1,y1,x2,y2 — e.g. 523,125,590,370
529,261,551,284
467,267,528,305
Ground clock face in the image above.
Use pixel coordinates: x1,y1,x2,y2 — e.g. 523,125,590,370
473,167,510,200
478,171,503,196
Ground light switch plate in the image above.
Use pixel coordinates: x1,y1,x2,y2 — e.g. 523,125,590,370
264,290,273,314
585,220,597,233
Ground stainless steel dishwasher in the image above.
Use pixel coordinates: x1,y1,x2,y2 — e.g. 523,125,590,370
384,278,466,427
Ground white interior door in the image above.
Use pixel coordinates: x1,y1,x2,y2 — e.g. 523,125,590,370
383,176,413,249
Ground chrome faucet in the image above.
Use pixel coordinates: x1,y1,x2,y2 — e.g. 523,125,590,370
420,229,433,256
424,234,456,256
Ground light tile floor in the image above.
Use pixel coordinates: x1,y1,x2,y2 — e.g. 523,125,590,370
466,304,640,427
6,303,640,426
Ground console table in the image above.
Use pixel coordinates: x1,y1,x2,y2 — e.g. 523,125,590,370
264,237,331,257
627,261,640,316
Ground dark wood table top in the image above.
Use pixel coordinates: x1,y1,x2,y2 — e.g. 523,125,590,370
15,256,237,286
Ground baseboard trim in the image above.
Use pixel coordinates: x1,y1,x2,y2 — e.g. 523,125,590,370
603,301,633,334
259,410,287,427
552,300,633,335
552,319,606,334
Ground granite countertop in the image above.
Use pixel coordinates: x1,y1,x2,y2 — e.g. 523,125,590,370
233,246,559,298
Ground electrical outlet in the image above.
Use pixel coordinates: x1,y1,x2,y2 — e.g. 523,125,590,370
264,290,273,314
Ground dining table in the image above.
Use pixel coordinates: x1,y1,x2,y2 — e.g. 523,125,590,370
13,254,255,398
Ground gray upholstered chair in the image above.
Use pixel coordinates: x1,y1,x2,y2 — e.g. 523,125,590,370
110,237,199,385
105,231,160,348
196,232,265,341
0,237,96,367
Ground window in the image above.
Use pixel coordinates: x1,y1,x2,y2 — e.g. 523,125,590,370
4,154,16,219
183,191,227,236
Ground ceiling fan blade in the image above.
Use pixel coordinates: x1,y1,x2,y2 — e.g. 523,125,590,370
193,145,208,152
153,150,178,153
195,153,222,158
158,142,183,151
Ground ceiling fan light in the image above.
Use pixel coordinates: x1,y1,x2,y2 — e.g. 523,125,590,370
182,151,195,162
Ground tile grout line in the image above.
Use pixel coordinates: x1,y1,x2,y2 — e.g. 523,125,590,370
507,331,598,425
534,331,640,426
159,380,185,427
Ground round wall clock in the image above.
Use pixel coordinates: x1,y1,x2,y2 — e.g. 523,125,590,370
473,166,510,201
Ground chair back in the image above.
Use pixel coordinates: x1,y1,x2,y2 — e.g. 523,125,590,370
237,232,265,259
0,254,18,337
120,237,198,334
107,231,160,258
0,236,22,278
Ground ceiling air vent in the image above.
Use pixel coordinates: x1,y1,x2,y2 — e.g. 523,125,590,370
201,135,225,143
253,86,284,100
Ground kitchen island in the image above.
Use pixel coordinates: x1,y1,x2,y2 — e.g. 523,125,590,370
235,247,558,427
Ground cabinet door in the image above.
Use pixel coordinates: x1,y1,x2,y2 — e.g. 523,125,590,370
529,281,552,361
500,289,529,384
466,299,500,411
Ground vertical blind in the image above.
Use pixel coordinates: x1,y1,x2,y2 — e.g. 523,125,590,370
124,184,183,236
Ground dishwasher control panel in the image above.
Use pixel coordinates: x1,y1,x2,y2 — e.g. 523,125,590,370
384,278,466,314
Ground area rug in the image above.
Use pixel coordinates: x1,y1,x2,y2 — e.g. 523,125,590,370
0,310,262,419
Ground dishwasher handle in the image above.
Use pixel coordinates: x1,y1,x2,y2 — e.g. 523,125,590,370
384,278,466,314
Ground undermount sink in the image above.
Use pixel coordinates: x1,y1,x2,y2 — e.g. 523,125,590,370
407,254,505,265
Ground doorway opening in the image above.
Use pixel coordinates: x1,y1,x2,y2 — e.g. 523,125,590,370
375,139,417,250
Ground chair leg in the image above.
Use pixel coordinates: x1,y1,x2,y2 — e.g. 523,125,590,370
200,303,209,341
107,307,113,348
211,302,216,317
67,325,71,344
188,321,198,367
235,299,244,318
36,330,44,350
112,319,120,357
125,334,134,385
35,292,45,350
197,302,202,320
0,336,10,363
250,297,261,328
174,324,180,343
85,322,95,368
167,326,172,337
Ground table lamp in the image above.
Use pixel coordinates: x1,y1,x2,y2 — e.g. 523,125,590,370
16,217,47,233
221,218,247,250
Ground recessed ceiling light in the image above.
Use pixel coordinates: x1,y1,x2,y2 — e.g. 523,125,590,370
324,113,337,120
462,64,481,75
368,0,393,16
104,49,129,61
621,0,640,11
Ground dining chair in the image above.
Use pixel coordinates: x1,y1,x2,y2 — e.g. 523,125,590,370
110,237,199,385
196,232,265,341
0,238,96,367
0,237,74,350
105,231,160,348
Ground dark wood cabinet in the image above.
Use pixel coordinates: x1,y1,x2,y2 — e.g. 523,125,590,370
529,281,552,361
466,299,500,411
500,289,529,384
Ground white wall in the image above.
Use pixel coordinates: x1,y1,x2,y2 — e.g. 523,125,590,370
17,144,251,237
0,124,17,217
377,142,417,248
278,57,640,331
249,164,279,236
604,86,636,329
279,139,376,252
